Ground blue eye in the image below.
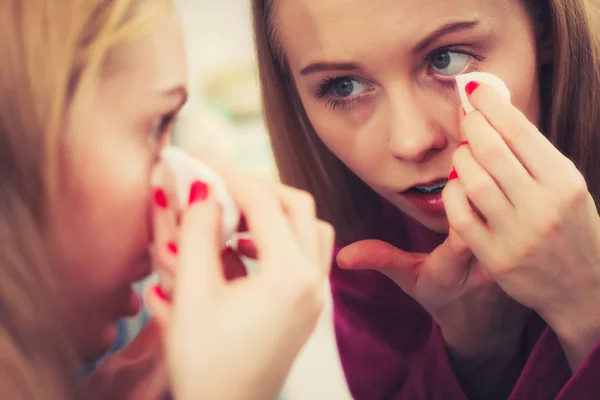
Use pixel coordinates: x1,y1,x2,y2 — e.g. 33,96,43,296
330,78,370,98
429,50,471,76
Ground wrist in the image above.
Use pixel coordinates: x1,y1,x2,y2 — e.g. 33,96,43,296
545,308,600,371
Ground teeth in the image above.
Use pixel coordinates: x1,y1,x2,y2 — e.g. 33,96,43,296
415,180,447,192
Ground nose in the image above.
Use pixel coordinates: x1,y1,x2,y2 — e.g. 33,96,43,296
387,90,447,162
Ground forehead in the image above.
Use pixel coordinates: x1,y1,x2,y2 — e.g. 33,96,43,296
275,0,523,68
102,9,187,94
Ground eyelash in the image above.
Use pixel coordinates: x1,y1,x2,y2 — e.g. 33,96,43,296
314,45,486,110
426,46,485,90
152,112,177,143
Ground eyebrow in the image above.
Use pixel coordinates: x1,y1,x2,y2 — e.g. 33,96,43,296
161,85,188,108
300,62,361,76
414,20,480,53
299,20,479,76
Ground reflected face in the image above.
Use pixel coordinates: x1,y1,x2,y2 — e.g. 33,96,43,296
276,0,545,232
48,8,187,361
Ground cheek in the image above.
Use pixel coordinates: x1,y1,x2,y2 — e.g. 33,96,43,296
55,145,153,299
301,93,382,164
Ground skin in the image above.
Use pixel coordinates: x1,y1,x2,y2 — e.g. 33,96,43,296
273,0,600,397
46,8,188,362
277,0,543,233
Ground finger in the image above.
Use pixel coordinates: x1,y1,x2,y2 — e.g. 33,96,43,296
213,164,301,268
151,163,179,274
337,239,423,294
178,180,225,298
317,221,335,278
452,143,515,229
273,185,319,264
464,81,567,180
459,108,535,205
443,178,494,257
423,229,473,289
145,285,171,330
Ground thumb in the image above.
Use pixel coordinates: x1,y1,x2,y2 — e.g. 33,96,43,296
337,239,426,293
115,319,163,361
423,229,473,288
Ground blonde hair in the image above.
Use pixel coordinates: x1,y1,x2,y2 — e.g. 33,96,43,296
252,0,600,240
0,0,170,397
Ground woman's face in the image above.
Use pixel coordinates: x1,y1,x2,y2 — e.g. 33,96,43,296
47,8,187,361
276,0,547,232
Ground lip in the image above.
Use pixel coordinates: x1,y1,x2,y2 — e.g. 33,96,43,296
398,177,448,215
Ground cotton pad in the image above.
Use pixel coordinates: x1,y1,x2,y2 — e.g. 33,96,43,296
160,147,240,247
456,72,511,113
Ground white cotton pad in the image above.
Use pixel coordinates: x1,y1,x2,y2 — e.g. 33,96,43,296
456,72,511,113
160,147,240,247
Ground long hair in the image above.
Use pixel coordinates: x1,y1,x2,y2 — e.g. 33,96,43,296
0,0,170,398
252,0,600,240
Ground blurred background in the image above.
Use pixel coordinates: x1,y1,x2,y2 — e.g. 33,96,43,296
174,0,276,180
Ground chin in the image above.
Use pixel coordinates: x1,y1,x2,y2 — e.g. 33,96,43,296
416,214,450,234
396,205,450,234
79,321,119,363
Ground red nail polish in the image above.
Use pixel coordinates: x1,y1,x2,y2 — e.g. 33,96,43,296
237,238,254,247
154,285,170,301
458,140,469,147
448,168,459,181
167,241,178,255
188,180,209,205
462,109,467,116
154,188,167,209
465,81,480,95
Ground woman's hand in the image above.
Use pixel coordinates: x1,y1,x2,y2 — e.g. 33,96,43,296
83,320,169,400
147,165,334,400
443,81,600,370
338,233,528,353
338,232,530,399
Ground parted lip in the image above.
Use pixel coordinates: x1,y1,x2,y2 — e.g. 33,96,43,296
401,177,448,193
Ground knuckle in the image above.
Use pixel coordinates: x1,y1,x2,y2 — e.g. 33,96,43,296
564,173,589,206
487,254,514,276
448,209,474,234
293,189,317,215
318,220,335,241
287,269,324,312
516,237,541,261
466,179,493,203
503,125,526,145
535,212,564,237
477,142,503,164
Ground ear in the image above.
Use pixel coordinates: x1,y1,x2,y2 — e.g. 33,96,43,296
535,3,554,65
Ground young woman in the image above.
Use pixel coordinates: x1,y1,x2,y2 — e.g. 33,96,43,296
0,0,333,398
252,0,600,398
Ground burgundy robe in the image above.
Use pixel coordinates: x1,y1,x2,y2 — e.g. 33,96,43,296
331,206,600,399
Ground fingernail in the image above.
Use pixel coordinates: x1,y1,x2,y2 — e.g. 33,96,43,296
167,241,178,255
448,168,459,181
188,180,209,205
237,237,254,248
153,285,170,301
462,109,467,116
458,140,469,147
465,81,480,96
154,188,168,209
